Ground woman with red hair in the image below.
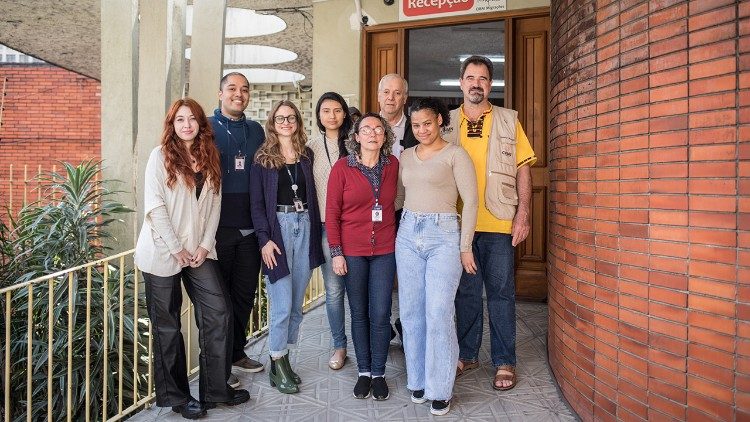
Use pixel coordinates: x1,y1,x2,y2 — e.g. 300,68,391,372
135,98,249,419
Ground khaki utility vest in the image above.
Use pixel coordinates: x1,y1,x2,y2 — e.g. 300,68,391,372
443,105,519,221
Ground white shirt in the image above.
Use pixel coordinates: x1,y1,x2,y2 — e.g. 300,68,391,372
383,113,406,158
134,147,222,276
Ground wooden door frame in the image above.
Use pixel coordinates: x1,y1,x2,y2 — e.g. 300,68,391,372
359,6,550,111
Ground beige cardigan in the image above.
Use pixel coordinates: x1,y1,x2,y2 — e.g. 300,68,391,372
134,147,221,277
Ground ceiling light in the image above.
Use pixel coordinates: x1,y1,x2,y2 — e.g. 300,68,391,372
438,79,505,87
226,68,305,84
186,45,297,65
186,7,286,37
458,54,505,63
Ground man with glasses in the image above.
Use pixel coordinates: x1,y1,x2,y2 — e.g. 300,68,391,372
209,72,266,387
443,56,536,391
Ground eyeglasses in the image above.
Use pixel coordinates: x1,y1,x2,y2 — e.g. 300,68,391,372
274,115,298,124
358,125,385,136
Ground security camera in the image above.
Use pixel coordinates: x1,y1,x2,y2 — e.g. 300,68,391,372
384,0,394,4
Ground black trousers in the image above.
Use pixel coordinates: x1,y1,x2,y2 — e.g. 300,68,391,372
215,227,262,363
143,259,233,406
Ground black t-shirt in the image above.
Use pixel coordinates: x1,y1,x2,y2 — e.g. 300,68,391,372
194,171,205,200
277,162,307,206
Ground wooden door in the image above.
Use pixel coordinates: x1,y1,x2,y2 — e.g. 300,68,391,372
512,15,549,301
361,29,403,113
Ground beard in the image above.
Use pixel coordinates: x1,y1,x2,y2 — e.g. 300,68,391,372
467,89,485,104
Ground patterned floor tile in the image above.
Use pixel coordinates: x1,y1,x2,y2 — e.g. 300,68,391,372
129,301,577,421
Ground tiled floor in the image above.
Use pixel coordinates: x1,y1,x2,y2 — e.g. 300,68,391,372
130,298,577,421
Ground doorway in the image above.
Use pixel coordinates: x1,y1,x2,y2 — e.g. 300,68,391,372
362,9,550,300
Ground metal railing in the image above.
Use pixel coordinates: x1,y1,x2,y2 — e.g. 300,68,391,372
0,250,325,421
0,165,54,216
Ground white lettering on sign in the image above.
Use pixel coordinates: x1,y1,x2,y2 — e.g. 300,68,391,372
408,0,470,8
400,0,506,21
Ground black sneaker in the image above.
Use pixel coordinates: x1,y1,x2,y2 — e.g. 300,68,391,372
431,399,451,416
371,376,389,401
411,389,426,404
353,375,371,399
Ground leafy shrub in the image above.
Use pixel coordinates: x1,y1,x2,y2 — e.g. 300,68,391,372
0,161,148,421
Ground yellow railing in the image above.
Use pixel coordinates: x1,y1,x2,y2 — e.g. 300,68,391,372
0,249,325,421
0,165,53,216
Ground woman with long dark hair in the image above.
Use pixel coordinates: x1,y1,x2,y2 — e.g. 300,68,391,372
307,92,353,370
249,100,325,394
326,113,399,401
135,98,250,419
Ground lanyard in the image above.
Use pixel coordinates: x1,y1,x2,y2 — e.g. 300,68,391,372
362,159,383,206
284,162,301,199
216,119,249,173
322,134,335,167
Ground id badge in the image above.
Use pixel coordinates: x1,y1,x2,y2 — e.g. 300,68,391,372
372,204,383,222
235,155,245,170
293,198,305,213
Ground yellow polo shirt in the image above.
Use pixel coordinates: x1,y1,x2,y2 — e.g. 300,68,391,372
459,106,537,234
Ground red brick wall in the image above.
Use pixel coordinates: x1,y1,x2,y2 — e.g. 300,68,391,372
549,0,746,420
0,65,100,208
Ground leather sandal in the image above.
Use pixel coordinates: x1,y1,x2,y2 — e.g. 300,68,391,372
493,365,517,391
456,359,479,377
328,349,347,370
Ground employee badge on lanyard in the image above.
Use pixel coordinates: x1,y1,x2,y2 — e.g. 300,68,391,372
235,154,246,170
372,204,383,222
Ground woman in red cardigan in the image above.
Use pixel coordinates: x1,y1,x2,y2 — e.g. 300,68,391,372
325,113,398,401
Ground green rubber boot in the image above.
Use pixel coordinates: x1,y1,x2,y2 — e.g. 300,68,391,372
280,353,301,384
269,355,299,394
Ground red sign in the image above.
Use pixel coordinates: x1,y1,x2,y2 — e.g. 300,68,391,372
402,0,474,17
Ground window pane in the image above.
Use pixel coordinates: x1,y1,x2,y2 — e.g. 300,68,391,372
407,20,505,108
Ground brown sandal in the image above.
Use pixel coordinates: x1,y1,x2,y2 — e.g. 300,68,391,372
493,365,517,391
456,359,479,377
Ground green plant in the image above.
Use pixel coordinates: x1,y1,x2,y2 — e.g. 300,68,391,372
3,161,131,285
0,160,147,421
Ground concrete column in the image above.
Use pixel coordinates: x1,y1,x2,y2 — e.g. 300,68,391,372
134,0,188,226
168,0,188,102
101,0,139,251
188,0,226,114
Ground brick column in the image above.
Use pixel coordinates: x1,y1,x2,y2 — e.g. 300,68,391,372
548,0,747,420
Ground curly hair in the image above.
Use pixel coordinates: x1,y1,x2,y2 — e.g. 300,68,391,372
409,97,451,128
255,100,308,169
315,92,352,159
345,112,395,158
160,98,221,192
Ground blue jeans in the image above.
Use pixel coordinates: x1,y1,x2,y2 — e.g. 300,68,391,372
321,225,347,349
396,210,462,401
455,232,516,367
267,211,312,358
344,253,396,376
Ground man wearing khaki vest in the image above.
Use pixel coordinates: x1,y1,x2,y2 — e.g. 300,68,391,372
444,55,536,391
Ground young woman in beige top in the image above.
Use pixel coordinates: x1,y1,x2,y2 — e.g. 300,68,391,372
395,98,478,416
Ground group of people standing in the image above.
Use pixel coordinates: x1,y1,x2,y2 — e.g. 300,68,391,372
133,55,535,419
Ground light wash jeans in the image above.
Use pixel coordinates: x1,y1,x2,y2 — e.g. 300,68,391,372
267,211,312,358
321,225,347,349
395,210,462,401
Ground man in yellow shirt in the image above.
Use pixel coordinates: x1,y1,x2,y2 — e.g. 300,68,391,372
443,55,536,391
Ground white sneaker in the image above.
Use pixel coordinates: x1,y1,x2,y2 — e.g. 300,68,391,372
430,399,451,416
